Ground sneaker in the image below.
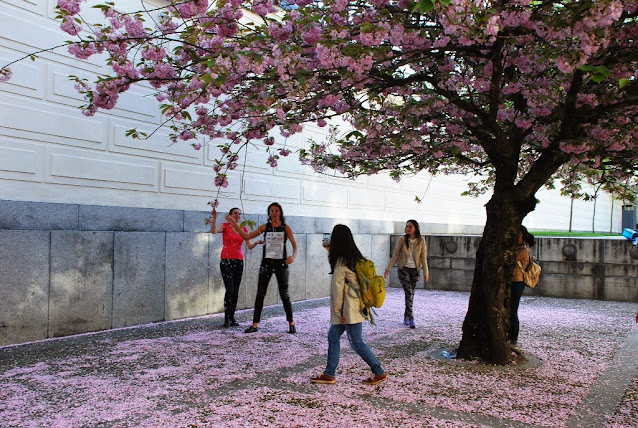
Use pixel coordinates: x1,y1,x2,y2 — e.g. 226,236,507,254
362,373,387,385
404,318,409,325
510,342,521,353
310,374,336,384
245,326,258,333
409,319,416,329
230,320,240,327
288,324,296,334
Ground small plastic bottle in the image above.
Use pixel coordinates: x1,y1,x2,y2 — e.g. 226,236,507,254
441,350,450,358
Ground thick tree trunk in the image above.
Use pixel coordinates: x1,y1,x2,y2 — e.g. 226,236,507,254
456,191,536,364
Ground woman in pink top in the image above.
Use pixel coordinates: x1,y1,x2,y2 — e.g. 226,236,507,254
211,206,262,328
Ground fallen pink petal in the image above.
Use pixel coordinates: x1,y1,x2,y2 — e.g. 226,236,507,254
1,289,637,427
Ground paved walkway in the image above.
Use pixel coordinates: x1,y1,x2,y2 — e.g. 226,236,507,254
1,289,637,427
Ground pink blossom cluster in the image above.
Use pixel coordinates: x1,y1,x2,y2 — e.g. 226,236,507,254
60,16,82,35
0,68,12,82
92,78,130,110
175,0,210,19
214,174,229,187
57,0,82,15
252,0,276,17
68,42,103,59
270,21,293,41
141,46,167,61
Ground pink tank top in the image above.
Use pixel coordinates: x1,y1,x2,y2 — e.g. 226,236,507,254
220,223,247,260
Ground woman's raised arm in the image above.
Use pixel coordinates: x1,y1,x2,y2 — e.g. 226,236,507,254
210,207,224,234
225,215,265,240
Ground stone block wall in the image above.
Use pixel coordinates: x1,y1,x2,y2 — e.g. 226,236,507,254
0,200,396,346
2,199,637,347
409,235,638,302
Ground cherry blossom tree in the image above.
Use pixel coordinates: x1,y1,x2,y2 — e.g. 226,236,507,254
2,0,637,364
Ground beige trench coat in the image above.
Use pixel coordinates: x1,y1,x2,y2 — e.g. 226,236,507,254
385,236,429,276
330,261,367,325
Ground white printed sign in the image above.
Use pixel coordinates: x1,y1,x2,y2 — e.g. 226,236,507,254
265,231,285,259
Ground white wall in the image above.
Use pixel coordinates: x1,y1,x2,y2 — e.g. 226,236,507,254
0,0,624,233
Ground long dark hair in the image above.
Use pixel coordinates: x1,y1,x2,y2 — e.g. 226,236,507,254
267,202,285,224
328,224,364,274
404,219,422,249
520,225,536,248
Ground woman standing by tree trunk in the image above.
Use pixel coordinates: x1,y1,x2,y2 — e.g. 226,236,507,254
508,225,536,353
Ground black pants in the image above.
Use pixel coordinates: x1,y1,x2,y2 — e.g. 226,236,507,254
220,259,243,322
509,281,526,343
253,260,294,324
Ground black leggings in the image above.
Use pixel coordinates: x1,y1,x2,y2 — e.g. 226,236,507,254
220,259,243,322
253,260,294,324
509,281,526,343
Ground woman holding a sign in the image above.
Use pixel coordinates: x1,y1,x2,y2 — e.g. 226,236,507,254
227,202,298,334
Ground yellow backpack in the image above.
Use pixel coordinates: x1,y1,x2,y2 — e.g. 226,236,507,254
348,258,386,325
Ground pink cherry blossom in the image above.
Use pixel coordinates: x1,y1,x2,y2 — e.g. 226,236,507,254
60,16,81,35
214,175,229,188
0,68,12,82
57,0,82,15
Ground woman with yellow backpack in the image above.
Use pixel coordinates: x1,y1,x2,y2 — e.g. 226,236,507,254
310,224,387,386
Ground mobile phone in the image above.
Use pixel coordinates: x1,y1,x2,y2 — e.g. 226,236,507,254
322,233,331,246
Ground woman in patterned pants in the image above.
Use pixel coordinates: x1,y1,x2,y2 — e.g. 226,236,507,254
384,220,429,329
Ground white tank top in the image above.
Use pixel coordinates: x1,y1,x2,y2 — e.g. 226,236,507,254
404,239,417,268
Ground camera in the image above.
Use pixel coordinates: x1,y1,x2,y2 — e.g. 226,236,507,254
322,233,330,246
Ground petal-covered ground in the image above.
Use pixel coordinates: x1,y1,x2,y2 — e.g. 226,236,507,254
0,289,636,427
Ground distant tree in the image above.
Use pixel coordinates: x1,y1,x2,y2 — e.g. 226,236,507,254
3,0,637,364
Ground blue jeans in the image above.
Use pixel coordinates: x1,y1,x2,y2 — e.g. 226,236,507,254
324,323,384,377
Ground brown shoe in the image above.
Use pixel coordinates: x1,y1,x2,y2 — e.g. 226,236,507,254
310,374,336,384
362,373,387,385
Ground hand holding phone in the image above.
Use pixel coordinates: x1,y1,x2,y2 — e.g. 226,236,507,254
322,233,330,247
